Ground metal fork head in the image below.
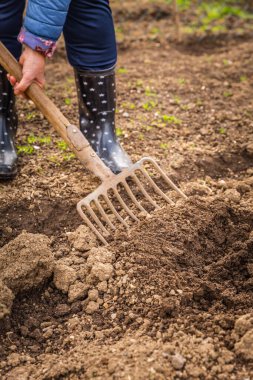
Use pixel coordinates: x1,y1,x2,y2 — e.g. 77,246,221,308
77,157,187,245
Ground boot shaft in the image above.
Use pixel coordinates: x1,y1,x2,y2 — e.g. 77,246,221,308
0,66,15,113
0,66,18,132
74,68,132,174
75,67,116,129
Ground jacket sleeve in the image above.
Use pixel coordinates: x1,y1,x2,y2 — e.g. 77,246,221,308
18,0,72,57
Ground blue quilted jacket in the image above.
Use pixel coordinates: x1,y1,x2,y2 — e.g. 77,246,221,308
24,0,71,41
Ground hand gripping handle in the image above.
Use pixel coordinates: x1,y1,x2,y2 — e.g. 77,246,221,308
0,41,113,182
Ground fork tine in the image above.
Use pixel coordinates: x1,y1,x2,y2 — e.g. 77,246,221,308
145,158,187,199
86,204,109,235
131,173,160,209
122,180,149,214
139,167,175,205
77,204,107,245
112,187,139,222
103,194,129,229
94,198,116,230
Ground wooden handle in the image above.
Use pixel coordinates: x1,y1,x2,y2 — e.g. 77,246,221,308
0,41,113,181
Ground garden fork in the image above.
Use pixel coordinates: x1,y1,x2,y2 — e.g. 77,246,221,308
0,42,187,244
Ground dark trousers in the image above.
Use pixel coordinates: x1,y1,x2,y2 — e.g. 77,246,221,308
0,0,117,70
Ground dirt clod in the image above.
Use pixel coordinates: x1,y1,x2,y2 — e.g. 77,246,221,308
0,232,53,293
86,301,100,314
0,281,14,320
235,329,253,361
171,353,186,370
53,263,77,293
67,225,97,252
68,281,89,303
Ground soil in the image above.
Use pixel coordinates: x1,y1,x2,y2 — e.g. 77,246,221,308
0,1,253,379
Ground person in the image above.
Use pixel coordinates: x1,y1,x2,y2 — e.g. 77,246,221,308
0,0,131,179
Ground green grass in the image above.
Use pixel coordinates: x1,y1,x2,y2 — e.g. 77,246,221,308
166,1,253,35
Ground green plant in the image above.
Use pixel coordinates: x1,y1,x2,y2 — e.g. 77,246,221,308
27,135,51,145
116,127,123,137
57,140,68,151
165,0,191,11
47,155,61,165
26,111,37,121
178,78,186,85
240,75,247,82
219,127,226,134
142,100,157,111
160,142,169,149
62,153,75,161
17,145,35,155
162,114,182,125
223,90,233,98
64,97,72,105
145,86,157,97
117,67,128,74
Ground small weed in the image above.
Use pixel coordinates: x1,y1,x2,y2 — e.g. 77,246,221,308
39,136,51,145
57,140,68,151
145,86,157,97
66,77,75,84
165,0,191,11
180,104,190,111
223,59,232,66
162,115,182,125
135,79,144,88
196,98,203,107
160,142,169,149
116,127,123,137
173,96,181,105
122,102,136,110
223,91,233,98
64,98,72,106
142,125,153,132
240,75,247,82
26,111,37,121
219,127,226,134
142,100,157,111
47,155,61,165
150,27,160,36
178,78,186,85
117,67,128,74
27,135,51,145
17,145,35,155
62,153,75,161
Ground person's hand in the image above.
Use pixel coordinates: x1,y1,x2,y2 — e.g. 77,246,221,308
8,46,46,96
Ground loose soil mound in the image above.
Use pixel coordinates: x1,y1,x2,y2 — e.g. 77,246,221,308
0,194,253,379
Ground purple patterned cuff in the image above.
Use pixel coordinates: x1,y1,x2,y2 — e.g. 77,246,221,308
18,27,56,58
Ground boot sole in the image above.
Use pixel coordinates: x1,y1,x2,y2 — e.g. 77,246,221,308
0,171,17,180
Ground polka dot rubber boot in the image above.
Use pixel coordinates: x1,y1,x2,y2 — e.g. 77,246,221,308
75,68,132,174
0,66,18,179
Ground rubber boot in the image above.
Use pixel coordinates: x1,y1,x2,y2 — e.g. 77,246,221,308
0,66,18,179
75,68,132,174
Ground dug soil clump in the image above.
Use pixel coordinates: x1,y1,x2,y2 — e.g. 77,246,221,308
0,232,54,320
